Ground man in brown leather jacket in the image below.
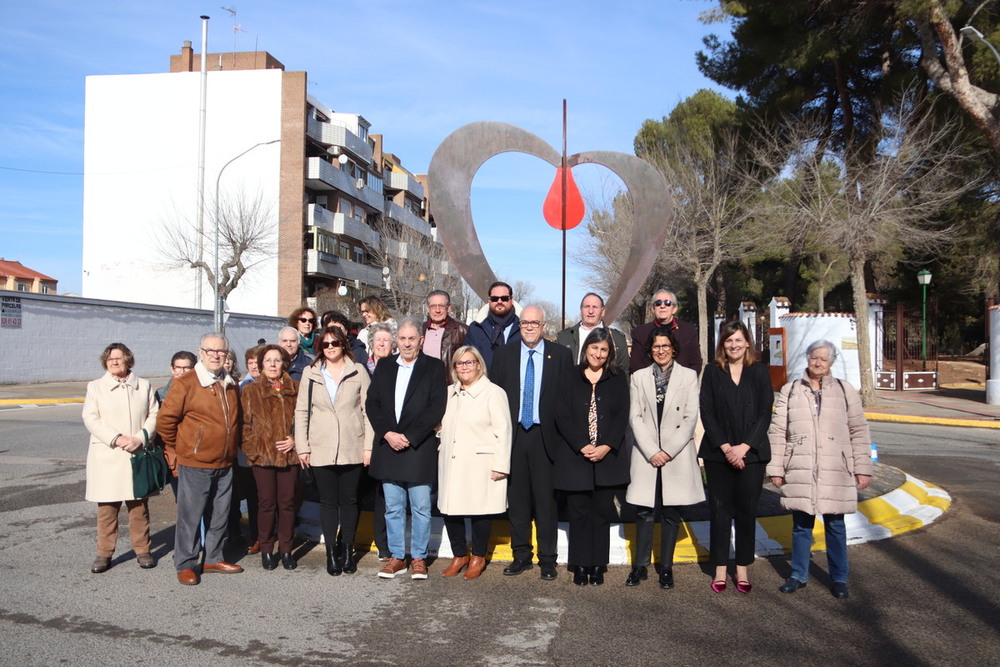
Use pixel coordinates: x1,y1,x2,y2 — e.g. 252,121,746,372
157,332,243,585
421,289,468,375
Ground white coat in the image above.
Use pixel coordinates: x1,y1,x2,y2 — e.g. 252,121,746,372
626,363,705,507
82,371,159,502
437,376,512,515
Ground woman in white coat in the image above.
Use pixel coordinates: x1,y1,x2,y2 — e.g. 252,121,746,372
82,343,159,574
626,326,704,589
438,345,512,580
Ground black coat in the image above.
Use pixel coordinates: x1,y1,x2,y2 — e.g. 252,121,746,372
553,365,630,491
366,353,447,484
489,339,572,463
629,318,702,374
698,361,773,464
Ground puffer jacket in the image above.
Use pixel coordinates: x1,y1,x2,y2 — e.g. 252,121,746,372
767,374,873,515
240,372,299,467
156,363,240,470
294,360,374,467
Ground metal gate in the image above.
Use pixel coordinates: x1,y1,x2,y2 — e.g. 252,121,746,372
874,301,938,391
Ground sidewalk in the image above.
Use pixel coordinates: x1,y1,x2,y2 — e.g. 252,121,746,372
3,379,998,427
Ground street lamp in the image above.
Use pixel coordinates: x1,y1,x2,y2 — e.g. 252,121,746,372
213,139,280,332
960,25,1000,67
917,269,932,370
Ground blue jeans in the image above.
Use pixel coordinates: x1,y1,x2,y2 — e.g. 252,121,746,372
382,481,432,560
790,511,848,584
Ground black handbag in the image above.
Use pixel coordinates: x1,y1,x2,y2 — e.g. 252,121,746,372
132,428,169,498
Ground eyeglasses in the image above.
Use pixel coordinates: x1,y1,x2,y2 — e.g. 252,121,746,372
298,317,316,323
428,303,449,309
320,340,343,350
651,344,673,351
520,320,543,329
171,364,193,371
200,348,227,356
454,359,479,368
653,299,674,307
489,295,512,303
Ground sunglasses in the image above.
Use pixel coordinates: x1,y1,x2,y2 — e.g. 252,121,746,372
320,340,343,349
653,299,674,307
299,317,316,323
489,295,511,303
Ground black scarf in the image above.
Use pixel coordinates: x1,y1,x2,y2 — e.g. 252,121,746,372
486,309,518,347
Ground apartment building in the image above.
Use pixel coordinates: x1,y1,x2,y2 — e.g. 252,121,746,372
82,43,451,319
0,259,58,294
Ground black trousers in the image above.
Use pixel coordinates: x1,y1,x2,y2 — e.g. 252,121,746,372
228,464,259,542
312,464,364,549
443,515,494,557
565,487,617,568
507,425,558,564
632,472,681,568
704,460,765,567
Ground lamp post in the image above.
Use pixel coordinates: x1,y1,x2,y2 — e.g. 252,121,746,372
213,139,280,332
917,269,932,370
960,25,1000,67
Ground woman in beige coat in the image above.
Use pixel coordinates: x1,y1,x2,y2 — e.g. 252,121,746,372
82,343,159,574
437,345,512,579
626,326,704,589
767,340,873,600
294,326,374,576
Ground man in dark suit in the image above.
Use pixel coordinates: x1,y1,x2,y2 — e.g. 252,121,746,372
490,305,572,581
556,292,629,374
629,289,702,373
366,318,447,581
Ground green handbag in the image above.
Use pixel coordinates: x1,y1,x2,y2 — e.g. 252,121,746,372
132,428,169,498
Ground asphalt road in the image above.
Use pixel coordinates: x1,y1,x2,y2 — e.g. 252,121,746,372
1,405,998,666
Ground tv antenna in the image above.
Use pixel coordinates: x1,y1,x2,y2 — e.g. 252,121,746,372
220,6,245,67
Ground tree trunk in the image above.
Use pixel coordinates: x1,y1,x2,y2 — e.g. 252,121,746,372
696,277,710,374
849,256,876,407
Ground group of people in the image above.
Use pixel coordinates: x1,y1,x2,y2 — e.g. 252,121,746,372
81,285,872,598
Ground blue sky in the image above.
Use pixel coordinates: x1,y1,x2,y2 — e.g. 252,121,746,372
0,0,728,312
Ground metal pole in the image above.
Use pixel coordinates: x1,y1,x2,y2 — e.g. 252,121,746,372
213,139,281,332
196,15,210,309
922,282,928,371
561,99,567,329
895,303,904,391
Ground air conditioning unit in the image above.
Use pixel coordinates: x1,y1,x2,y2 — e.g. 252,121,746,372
355,178,365,190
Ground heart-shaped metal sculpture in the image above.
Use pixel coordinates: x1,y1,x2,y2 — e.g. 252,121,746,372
427,121,672,324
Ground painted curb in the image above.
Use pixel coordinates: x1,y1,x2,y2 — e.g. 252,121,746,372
864,411,1000,429
0,398,84,406
291,472,951,564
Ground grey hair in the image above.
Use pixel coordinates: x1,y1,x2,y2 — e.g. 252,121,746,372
200,332,229,349
806,339,839,361
396,317,423,335
523,304,546,322
651,288,678,306
278,326,298,339
579,292,605,309
367,321,395,350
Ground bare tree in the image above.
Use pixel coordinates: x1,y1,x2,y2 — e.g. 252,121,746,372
761,101,979,405
158,189,275,308
367,217,454,317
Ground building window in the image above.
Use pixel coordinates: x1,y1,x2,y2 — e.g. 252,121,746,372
41,285,51,294
17,283,27,292
339,242,351,261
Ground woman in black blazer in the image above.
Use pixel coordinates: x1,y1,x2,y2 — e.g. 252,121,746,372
554,328,630,586
699,321,773,594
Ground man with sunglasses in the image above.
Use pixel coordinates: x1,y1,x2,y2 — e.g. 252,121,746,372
466,281,522,369
628,289,702,373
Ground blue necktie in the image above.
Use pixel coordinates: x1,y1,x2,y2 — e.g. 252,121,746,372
520,350,535,430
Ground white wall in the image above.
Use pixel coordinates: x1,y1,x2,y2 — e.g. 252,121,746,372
0,292,283,384
83,69,284,316
780,313,864,387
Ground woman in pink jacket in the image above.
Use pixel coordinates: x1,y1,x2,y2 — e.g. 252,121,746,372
767,340,873,599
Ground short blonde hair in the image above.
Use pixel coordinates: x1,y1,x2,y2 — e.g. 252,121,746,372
450,345,487,385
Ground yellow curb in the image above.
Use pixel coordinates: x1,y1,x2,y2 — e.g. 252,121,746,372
865,411,1000,429
0,398,85,405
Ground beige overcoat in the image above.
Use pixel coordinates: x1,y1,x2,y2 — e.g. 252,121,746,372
83,371,159,502
294,360,374,467
437,376,512,516
767,374,873,515
626,363,705,507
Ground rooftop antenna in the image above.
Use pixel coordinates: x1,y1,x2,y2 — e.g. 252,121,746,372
220,6,245,68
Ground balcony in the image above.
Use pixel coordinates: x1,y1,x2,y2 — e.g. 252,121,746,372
306,118,372,165
385,239,430,265
306,158,385,211
385,200,432,237
305,250,382,287
308,204,379,247
384,169,425,199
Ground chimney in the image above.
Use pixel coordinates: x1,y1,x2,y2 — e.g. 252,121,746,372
179,40,194,72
